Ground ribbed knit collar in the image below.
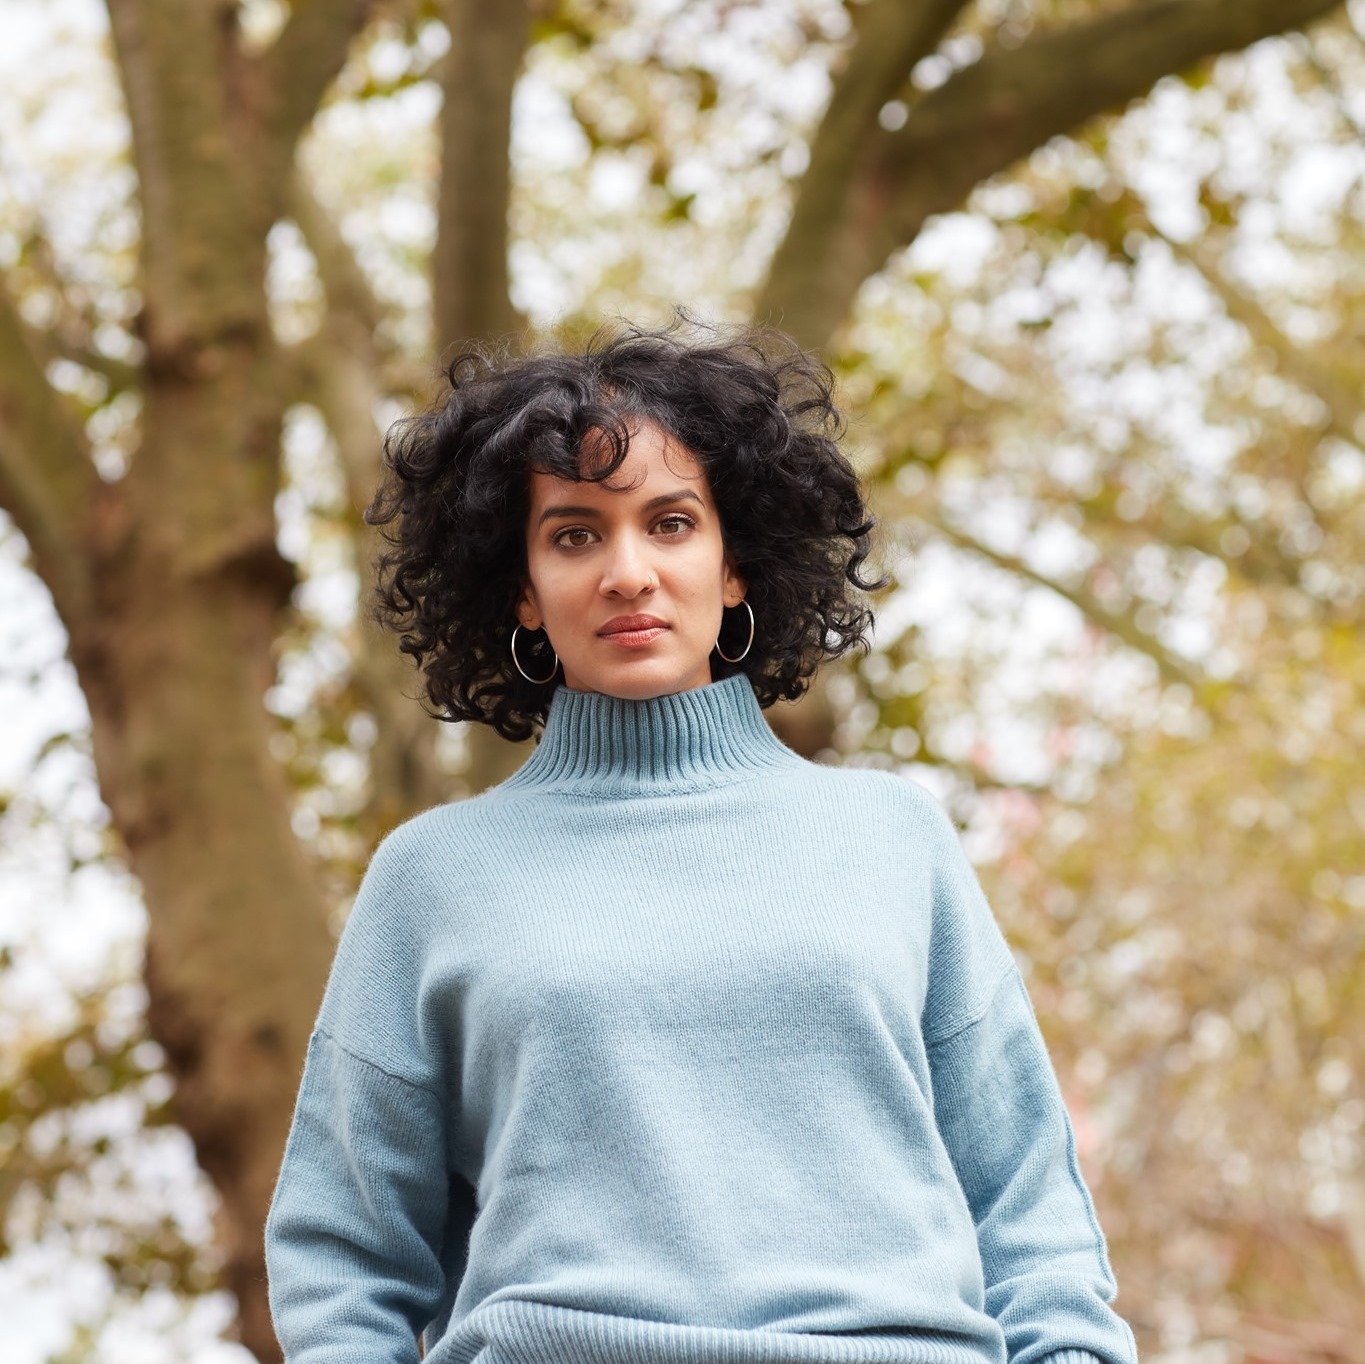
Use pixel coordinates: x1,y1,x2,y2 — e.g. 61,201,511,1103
504,672,799,797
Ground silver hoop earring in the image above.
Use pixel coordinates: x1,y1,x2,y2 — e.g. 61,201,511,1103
510,624,559,685
714,599,755,664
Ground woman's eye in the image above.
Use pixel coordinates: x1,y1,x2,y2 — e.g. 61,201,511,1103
553,527,595,548
656,514,695,535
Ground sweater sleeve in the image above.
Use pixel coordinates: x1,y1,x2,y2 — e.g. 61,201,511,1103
264,818,468,1364
264,1034,450,1363
917,794,1138,1364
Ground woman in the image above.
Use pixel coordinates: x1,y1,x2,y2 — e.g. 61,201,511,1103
264,320,1138,1364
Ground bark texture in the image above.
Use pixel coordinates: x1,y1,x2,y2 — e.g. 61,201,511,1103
435,0,531,350
0,290,96,625
435,0,539,793
757,0,969,341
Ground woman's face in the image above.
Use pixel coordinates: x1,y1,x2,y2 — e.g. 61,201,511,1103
516,419,746,700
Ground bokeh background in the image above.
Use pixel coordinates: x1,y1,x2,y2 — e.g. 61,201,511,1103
1,0,1363,1360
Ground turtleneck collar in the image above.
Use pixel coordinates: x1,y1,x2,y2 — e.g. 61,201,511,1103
503,672,800,797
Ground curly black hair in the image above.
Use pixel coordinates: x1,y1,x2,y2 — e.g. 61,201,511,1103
366,316,887,741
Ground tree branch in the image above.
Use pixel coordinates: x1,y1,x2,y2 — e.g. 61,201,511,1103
754,0,970,334
0,286,96,627
295,326,454,833
433,0,531,350
760,0,1345,349
1300,20,1365,144
1166,234,1363,453
105,0,268,357
296,165,534,793
289,180,456,829
288,178,389,344
257,0,378,192
909,506,1203,691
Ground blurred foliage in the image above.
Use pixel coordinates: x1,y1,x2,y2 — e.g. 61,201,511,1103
828,15,1365,1355
0,998,210,1295
2,0,1363,1359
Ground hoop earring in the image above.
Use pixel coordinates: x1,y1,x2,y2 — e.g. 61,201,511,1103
714,599,755,664
510,624,559,685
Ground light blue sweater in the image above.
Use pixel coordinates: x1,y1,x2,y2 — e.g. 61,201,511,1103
265,673,1137,1364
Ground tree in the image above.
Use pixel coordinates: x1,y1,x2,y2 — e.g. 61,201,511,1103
0,0,1352,1359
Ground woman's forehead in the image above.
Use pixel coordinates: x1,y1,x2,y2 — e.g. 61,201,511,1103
529,421,710,503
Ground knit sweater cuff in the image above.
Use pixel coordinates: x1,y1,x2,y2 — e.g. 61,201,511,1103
1037,1350,1115,1364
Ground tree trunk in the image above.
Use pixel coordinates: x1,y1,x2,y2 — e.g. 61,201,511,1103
432,0,538,794
78,600,333,1361
67,345,334,1363
435,0,531,352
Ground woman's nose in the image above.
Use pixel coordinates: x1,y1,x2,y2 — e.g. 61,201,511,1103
600,535,656,596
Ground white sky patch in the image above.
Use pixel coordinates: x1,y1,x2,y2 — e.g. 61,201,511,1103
512,75,591,171
0,1248,253,1364
0,0,135,322
908,214,1000,287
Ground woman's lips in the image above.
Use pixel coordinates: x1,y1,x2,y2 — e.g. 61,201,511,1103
599,625,668,648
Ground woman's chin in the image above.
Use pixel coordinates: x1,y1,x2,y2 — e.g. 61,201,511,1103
562,656,714,700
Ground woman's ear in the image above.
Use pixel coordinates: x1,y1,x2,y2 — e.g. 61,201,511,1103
516,581,540,631
722,558,747,608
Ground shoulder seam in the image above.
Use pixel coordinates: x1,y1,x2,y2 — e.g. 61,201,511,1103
312,1027,445,1102
923,961,1018,1051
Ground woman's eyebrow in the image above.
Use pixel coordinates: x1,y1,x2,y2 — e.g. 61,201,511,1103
536,488,703,528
